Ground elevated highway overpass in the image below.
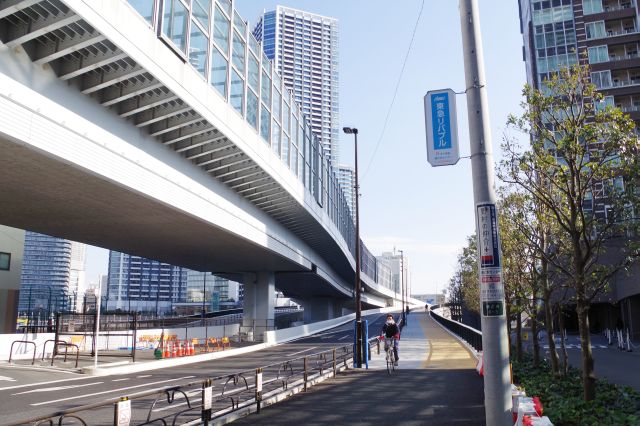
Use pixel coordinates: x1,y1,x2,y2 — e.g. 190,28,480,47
0,0,405,321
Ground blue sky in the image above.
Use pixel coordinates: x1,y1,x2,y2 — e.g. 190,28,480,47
86,1,527,296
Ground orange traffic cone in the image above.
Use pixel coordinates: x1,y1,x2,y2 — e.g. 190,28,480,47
190,341,195,356
179,343,184,357
163,342,169,359
171,342,177,358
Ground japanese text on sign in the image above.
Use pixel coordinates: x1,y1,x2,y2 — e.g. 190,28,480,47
424,89,460,167
477,203,500,268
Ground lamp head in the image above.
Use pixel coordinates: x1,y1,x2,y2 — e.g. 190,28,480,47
343,127,358,135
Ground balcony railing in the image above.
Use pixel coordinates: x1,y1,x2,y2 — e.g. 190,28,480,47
609,52,640,61
603,2,635,12
611,79,640,87
605,28,639,37
620,105,640,112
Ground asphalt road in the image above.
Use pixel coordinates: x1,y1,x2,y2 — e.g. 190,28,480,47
0,313,392,425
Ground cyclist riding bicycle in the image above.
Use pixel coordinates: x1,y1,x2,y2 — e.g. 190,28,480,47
380,314,400,366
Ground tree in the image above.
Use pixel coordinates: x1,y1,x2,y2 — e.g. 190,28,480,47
448,234,480,315
501,62,640,401
498,189,538,363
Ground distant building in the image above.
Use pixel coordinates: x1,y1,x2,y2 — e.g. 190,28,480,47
18,232,85,316
336,165,356,214
253,6,340,165
69,241,86,312
106,252,187,314
413,293,445,306
0,225,25,332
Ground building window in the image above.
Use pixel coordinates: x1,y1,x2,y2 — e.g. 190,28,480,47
162,0,189,54
583,0,604,15
0,252,10,271
588,45,608,64
210,46,228,97
127,0,155,24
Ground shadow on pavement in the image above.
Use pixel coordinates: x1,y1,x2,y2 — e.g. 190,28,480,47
231,367,485,426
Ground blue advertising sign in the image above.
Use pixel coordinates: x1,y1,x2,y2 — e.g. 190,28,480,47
424,89,460,167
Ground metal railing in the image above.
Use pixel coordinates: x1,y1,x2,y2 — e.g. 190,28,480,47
430,306,483,352
9,344,354,426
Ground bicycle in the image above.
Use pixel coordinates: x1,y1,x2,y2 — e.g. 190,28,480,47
383,337,397,374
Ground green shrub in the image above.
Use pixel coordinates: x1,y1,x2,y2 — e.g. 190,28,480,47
511,355,640,426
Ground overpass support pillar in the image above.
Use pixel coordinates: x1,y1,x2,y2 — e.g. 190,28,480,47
242,272,275,339
299,297,344,323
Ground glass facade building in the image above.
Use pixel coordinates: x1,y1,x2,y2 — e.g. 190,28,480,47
520,0,640,218
106,252,187,314
253,6,340,167
18,232,75,315
336,165,356,214
519,0,640,338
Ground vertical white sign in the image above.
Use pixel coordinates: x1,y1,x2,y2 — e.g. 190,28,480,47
203,386,212,410
476,203,505,317
424,89,460,167
115,399,131,426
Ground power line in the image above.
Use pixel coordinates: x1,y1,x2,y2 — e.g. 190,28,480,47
361,0,426,180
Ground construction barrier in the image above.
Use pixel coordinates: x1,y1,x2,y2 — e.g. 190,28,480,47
475,351,483,377
511,385,553,425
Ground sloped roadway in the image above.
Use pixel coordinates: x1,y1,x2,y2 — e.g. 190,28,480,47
0,313,391,425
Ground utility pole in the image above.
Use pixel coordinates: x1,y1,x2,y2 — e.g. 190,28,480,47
459,0,512,423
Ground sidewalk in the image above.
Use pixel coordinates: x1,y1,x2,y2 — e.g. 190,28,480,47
231,311,485,425
522,330,640,391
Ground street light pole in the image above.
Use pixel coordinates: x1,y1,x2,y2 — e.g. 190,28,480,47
459,0,511,423
398,249,405,325
343,126,363,368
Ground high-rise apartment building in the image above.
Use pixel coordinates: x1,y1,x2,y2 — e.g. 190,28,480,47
106,252,187,314
253,6,340,165
336,164,356,214
69,240,86,312
519,0,640,337
18,232,81,314
519,0,640,141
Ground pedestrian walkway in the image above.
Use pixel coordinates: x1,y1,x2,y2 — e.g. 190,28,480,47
231,311,485,425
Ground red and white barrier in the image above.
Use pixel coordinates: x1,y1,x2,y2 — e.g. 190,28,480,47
475,351,484,377
511,386,553,426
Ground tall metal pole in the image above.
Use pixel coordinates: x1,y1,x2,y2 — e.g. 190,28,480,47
399,249,405,325
459,0,511,423
94,277,103,369
202,272,207,325
353,129,362,368
344,126,362,368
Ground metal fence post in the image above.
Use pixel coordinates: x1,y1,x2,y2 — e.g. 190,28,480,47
202,378,212,425
332,348,337,377
255,367,263,413
303,356,308,391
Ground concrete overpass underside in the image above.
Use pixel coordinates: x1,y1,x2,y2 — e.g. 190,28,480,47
0,0,394,315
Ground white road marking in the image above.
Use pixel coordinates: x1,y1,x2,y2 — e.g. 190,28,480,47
286,347,317,357
13,382,103,395
338,334,351,341
112,378,129,382
0,376,93,391
0,376,16,382
30,376,196,406
137,375,152,378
